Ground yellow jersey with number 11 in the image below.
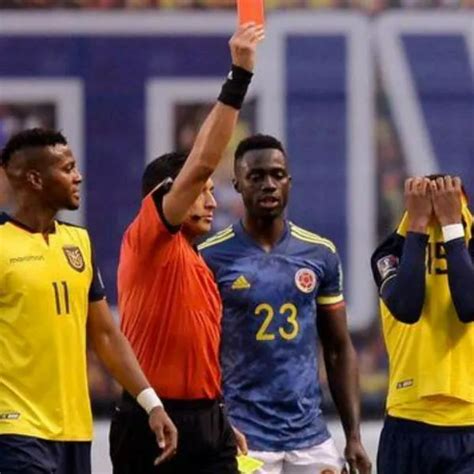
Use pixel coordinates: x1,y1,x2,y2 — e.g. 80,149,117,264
0,213,105,441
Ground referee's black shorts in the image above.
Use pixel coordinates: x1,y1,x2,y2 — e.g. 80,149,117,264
377,415,474,474
109,391,238,474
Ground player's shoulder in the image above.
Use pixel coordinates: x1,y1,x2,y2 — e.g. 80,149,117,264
288,221,337,254
0,212,10,227
0,213,12,242
56,220,92,243
371,229,404,263
198,225,236,254
57,219,88,232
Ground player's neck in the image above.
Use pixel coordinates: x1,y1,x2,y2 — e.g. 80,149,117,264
242,215,285,251
12,199,57,234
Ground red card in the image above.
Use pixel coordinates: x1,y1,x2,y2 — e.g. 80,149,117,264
237,0,265,26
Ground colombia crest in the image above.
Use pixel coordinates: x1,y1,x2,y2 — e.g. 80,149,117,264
295,268,317,293
63,246,85,272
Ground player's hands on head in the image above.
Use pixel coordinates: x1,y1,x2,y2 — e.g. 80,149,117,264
343,438,372,474
229,22,265,73
430,175,463,226
232,425,248,455
149,406,178,466
405,176,433,233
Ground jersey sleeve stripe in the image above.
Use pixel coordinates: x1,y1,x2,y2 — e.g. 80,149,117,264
290,225,336,252
317,294,344,305
290,230,336,253
290,222,334,242
198,232,235,250
204,226,234,243
199,226,233,245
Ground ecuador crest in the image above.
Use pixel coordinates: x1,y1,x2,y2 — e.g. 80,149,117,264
63,245,85,272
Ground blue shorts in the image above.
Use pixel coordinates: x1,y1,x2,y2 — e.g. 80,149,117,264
0,434,91,474
377,415,474,474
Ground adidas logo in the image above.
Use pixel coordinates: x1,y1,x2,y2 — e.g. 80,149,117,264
231,275,251,290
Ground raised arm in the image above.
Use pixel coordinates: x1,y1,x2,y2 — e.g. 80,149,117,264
377,178,431,324
162,23,263,226
431,176,474,323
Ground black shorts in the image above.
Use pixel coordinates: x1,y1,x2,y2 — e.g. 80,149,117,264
0,434,91,474
109,391,238,474
377,415,474,474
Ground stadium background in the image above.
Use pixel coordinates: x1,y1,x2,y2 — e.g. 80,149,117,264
0,2,472,472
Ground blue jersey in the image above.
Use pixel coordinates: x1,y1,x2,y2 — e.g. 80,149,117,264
200,220,345,451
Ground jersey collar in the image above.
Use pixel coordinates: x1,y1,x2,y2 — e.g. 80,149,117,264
234,219,291,253
0,212,57,234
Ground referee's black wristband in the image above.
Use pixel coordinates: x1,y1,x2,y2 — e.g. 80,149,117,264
218,65,253,110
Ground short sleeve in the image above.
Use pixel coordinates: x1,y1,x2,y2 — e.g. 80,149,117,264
88,244,106,302
125,179,179,253
370,232,404,291
317,250,344,306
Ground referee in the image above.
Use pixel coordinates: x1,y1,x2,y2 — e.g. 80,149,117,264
109,24,263,474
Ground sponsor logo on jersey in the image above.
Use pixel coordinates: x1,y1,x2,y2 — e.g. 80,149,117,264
63,246,85,272
295,268,317,293
377,255,399,280
396,378,414,390
0,412,20,421
9,255,45,264
231,275,251,290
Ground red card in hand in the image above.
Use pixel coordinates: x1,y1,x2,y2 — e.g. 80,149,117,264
237,0,265,26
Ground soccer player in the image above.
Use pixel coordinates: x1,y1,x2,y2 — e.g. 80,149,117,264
371,175,474,473
0,128,177,474
110,24,263,474
200,134,371,474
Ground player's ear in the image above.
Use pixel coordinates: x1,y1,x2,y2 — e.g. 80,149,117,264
232,178,241,194
25,169,43,191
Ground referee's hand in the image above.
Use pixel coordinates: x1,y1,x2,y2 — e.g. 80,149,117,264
229,23,265,73
149,406,178,466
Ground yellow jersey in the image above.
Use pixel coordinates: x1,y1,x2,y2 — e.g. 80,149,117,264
0,213,105,441
372,206,474,426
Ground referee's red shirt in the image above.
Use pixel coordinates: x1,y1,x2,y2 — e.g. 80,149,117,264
117,188,222,399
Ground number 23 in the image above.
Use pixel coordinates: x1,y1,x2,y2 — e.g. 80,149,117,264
254,303,299,341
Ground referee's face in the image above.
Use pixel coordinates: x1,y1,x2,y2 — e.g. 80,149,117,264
182,178,217,238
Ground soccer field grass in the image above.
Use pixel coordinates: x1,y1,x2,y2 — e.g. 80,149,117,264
92,419,383,473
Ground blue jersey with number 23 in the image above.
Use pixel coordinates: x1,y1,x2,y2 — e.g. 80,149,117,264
200,220,345,452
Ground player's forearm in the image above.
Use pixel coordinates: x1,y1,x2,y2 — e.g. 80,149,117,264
325,344,362,441
91,328,150,397
188,102,239,176
381,232,427,324
445,238,474,323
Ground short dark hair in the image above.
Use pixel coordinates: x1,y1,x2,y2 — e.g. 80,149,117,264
142,152,188,197
234,134,286,163
0,128,67,166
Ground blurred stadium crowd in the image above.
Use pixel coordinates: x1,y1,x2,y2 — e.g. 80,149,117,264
0,0,472,13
